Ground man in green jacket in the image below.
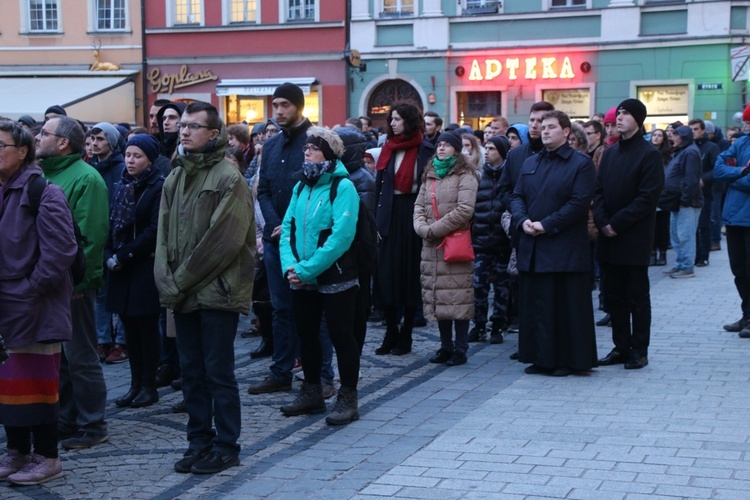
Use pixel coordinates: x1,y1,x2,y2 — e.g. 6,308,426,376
36,116,110,449
154,101,255,475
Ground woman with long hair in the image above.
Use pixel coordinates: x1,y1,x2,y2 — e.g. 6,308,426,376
461,132,483,170
650,129,671,266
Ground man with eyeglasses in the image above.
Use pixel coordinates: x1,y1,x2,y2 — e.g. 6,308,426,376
583,119,605,168
35,116,111,450
155,101,254,475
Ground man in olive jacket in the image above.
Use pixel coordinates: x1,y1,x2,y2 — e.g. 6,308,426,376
154,101,255,475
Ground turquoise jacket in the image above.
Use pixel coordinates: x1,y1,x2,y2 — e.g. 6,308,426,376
280,160,359,285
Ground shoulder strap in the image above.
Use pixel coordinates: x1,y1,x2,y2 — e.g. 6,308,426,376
329,176,343,204
27,175,49,216
430,178,440,220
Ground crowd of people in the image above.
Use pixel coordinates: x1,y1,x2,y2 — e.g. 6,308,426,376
0,81,747,485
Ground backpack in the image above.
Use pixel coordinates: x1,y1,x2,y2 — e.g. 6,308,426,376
27,175,88,286
297,176,379,273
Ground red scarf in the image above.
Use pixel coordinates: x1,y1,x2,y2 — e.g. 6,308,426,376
376,133,424,193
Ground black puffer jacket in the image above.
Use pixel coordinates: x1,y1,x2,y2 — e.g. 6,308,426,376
472,162,510,253
335,126,376,215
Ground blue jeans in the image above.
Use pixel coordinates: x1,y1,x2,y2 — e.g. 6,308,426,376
264,241,299,383
96,287,124,345
670,207,701,272
174,309,240,456
59,288,108,436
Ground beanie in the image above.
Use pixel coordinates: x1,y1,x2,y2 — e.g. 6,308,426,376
617,98,648,128
125,134,161,164
272,82,305,111
17,115,37,128
306,135,337,161
487,135,510,160
674,125,694,145
743,104,750,123
45,105,66,117
704,120,716,134
603,106,617,125
91,122,122,152
436,131,463,152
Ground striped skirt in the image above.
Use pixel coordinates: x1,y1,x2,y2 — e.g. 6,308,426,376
0,343,61,427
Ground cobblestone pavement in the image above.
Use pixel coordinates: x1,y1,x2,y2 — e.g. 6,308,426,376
3,247,750,499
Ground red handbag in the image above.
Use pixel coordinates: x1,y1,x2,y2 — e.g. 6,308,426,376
431,179,474,263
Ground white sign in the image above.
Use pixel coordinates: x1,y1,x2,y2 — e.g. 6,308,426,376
731,46,750,82
542,89,590,118
637,85,689,116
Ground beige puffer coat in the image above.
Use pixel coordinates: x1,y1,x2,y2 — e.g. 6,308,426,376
413,161,478,321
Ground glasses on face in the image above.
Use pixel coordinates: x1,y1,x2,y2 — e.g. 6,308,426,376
40,129,63,139
585,131,598,136
177,122,212,131
266,128,278,135
303,145,321,154
0,143,18,151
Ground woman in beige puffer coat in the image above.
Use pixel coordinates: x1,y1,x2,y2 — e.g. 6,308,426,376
413,132,479,367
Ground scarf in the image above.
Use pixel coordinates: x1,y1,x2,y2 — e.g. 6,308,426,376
432,156,456,179
303,160,334,181
376,133,424,193
111,167,153,251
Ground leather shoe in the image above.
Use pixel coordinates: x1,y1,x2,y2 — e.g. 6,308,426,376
595,314,611,327
429,348,453,364
551,367,571,377
724,317,749,332
250,339,273,359
445,351,467,366
739,327,750,339
155,364,180,388
524,364,547,375
115,386,141,407
130,387,159,408
624,354,648,370
509,351,519,360
598,349,628,366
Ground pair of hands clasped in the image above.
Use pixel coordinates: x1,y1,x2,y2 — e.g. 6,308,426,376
273,224,306,286
522,219,546,237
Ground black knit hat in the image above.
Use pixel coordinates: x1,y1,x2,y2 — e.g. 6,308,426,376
436,131,462,152
487,135,511,160
272,82,305,111
45,105,66,117
617,98,647,128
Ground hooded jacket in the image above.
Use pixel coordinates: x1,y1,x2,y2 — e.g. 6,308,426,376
472,161,510,252
156,102,188,159
714,135,750,227
154,123,256,313
662,140,704,210
334,126,376,215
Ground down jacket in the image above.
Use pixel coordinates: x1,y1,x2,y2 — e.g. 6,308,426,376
472,162,510,253
413,160,478,321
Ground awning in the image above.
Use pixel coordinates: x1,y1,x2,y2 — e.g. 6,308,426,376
216,77,316,96
0,75,136,124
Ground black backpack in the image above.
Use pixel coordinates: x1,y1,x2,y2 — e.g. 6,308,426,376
27,175,88,286
297,176,379,273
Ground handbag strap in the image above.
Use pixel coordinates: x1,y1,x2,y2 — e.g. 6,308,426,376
430,178,440,220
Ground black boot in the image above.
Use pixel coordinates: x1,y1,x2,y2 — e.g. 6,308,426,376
648,251,657,266
391,325,412,356
131,387,159,408
375,325,398,355
115,385,141,407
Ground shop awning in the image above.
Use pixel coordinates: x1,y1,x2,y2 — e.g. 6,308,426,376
216,77,316,96
0,74,137,124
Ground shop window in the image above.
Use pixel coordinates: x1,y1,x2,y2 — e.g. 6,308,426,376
546,0,588,9
380,0,416,18
637,85,689,132
542,88,591,120
173,0,202,25
367,79,422,129
28,0,59,32
94,0,127,31
462,0,502,16
284,0,316,22
643,0,686,4
456,91,502,132
227,0,258,23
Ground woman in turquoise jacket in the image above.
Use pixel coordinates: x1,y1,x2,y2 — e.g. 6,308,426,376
280,126,361,426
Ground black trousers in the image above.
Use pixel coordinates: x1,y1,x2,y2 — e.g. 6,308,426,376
292,287,360,389
121,314,161,389
6,424,58,458
600,263,651,357
653,210,670,253
726,226,750,318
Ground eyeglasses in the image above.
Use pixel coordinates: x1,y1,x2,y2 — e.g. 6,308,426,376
265,128,278,135
585,132,598,136
0,143,18,151
40,129,64,139
177,122,212,131
303,145,321,153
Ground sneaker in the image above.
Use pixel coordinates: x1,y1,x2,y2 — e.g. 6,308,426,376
663,267,680,276
321,382,336,400
190,450,240,474
291,358,303,374
0,449,30,480
174,448,210,473
429,348,453,364
506,324,519,333
247,376,292,395
489,326,505,344
7,454,62,485
695,260,709,267
670,269,695,279
104,344,128,364
96,344,111,363
467,326,486,343
710,243,721,251
60,431,109,450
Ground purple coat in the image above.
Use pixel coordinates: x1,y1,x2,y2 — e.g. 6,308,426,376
0,166,77,348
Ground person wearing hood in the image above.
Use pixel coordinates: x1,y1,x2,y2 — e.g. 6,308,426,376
156,101,187,159
279,126,362,426
603,107,620,147
689,118,719,267
659,125,703,279
154,101,255,475
506,124,529,150
706,120,730,251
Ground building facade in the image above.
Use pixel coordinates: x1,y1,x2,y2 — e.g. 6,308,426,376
0,0,143,124
144,0,350,127
350,0,750,132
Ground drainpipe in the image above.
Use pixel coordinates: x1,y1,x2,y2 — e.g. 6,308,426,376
140,0,148,126
344,0,351,119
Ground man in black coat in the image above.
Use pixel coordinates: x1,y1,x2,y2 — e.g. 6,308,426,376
594,98,664,370
689,119,719,266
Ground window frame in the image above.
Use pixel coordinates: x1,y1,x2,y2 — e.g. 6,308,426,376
90,0,130,33
544,0,590,11
281,0,318,23
167,0,204,27
460,0,503,16
224,0,260,25
26,0,61,34
379,0,418,19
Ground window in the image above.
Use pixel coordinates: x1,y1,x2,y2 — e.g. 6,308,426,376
96,0,127,30
230,0,258,23
381,0,415,18
550,0,586,7
29,0,59,32
287,0,314,22
175,0,201,25
463,0,501,15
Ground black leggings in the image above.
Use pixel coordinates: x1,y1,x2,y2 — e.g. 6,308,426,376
293,287,360,389
5,424,58,458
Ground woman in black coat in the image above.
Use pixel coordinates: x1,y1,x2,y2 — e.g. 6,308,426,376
105,135,164,408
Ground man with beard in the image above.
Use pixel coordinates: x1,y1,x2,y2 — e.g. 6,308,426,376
156,101,187,158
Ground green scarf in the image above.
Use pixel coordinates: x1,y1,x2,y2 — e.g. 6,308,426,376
432,155,457,179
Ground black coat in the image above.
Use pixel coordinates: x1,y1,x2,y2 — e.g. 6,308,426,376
594,134,664,266
499,138,545,212
335,126,377,215
104,168,164,317
695,136,719,198
472,162,510,253
511,144,595,273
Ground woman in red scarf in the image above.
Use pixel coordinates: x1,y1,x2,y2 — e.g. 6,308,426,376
373,102,435,355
